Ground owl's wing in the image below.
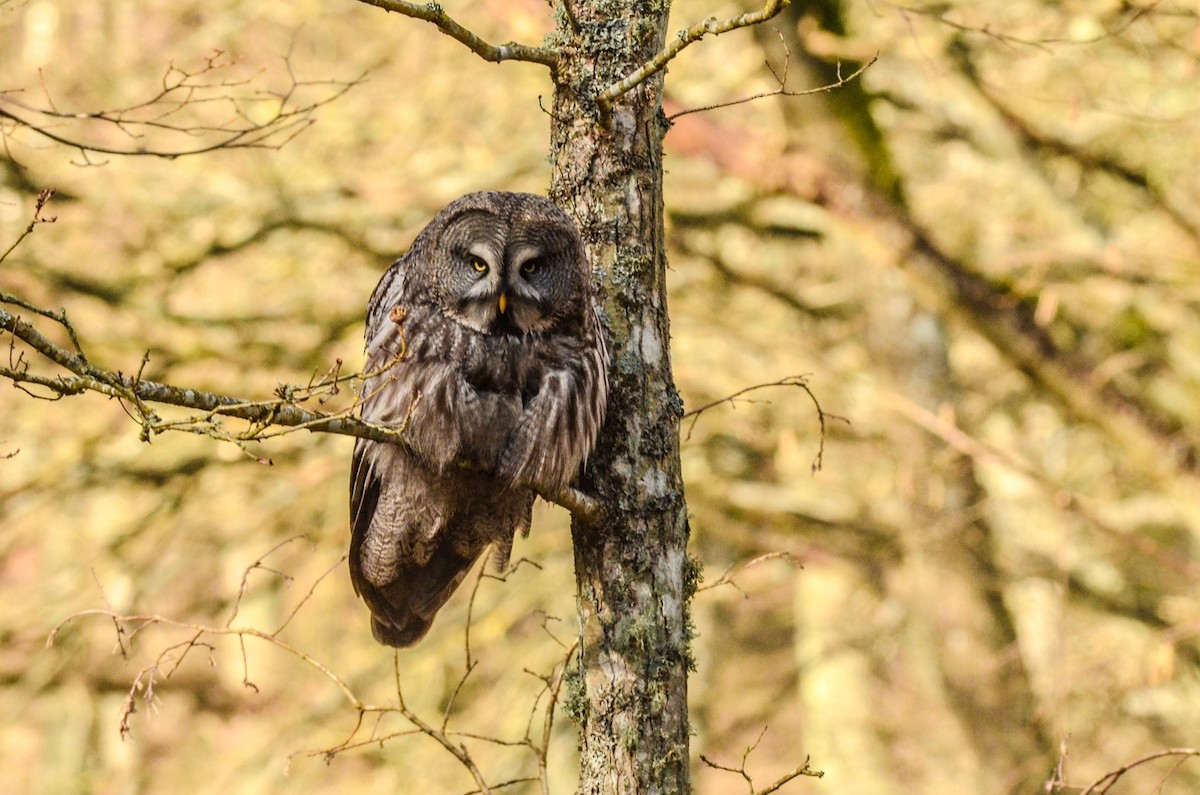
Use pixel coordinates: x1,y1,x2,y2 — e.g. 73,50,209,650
360,293,476,471
350,439,482,647
499,323,609,492
364,257,406,343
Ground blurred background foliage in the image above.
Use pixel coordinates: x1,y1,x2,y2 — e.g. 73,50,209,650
2,0,1199,793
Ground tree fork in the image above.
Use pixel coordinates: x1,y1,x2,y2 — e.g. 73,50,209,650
549,6,693,794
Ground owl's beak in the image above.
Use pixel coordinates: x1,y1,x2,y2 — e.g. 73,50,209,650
498,293,508,314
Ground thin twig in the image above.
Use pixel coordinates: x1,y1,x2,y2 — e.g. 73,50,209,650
0,301,600,522
1,53,364,160
0,187,56,263
1078,748,1199,795
47,609,383,713
683,374,849,472
1043,736,1070,793
60,539,575,786
759,757,825,793
700,727,823,793
597,0,790,107
90,569,129,659
670,49,878,120
392,658,494,794
696,552,801,596
462,548,493,671
354,0,556,67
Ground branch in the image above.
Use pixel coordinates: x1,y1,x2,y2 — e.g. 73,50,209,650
1078,748,1200,795
699,726,823,794
0,298,600,521
392,661,494,795
682,374,849,472
596,0,789,107
696,551,801,597
885,389,1200,582
904,0,1160,49
282,561,575,789
0,50,363,161
0,187,56,263
668,41,878,120
670,230,842,319
48,608,382,720
901,219,1200,478
59,536,580,789
353,0,557,68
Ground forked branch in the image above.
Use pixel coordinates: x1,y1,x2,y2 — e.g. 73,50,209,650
0,51,362,161
700,726,823,794
683,374,848,473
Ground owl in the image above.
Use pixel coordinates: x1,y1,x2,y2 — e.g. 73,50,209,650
349,191,609,647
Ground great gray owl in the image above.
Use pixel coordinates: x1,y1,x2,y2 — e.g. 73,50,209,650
349,191,609,647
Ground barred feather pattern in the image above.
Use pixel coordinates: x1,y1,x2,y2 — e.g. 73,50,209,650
349,192,608,647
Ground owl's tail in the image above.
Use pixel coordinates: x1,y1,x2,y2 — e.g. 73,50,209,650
362,540,476,648
350,443,480,648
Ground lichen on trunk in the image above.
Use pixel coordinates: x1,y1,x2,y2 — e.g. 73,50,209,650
548,4,693,793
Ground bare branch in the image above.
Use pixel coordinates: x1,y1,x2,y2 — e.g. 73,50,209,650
0,293,600,521
1043,737,1070,794
0,187,56,263
1077,748,1200,795
758,758,825,794
950,42,1200,247
669,48,879,120
700,727,823,794
281,580,573,786
47,609,383,715
596,0,790,107
682,374,849,473
0,51,363,160
696,551,801,596
393,657,494,794
885,390,1200,582
353,0,557,68
535,641,576,794
898,0,1160,50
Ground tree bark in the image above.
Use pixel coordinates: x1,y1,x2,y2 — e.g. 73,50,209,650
549,6,693,794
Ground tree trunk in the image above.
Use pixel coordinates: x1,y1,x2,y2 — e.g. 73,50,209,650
549,6,692,794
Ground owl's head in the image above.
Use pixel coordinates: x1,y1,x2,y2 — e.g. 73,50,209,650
416,192,589,336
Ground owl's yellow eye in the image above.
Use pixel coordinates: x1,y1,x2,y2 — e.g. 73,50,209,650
470,256,489,273
522,259,540,275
